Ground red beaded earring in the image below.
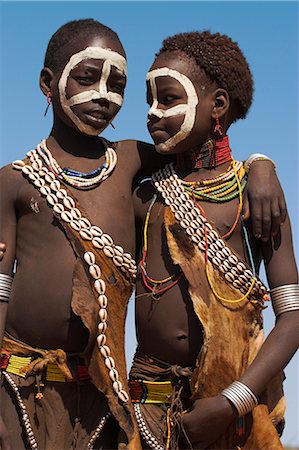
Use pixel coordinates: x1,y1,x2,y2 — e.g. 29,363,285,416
44,92,52,117
214,113,224,137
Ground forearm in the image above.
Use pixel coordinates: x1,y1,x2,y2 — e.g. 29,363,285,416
239,310,299,396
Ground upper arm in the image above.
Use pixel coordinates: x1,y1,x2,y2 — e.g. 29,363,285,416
0,165,19,276
261,213,298,289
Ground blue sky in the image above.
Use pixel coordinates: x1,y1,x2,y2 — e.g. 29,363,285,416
0,1,298,446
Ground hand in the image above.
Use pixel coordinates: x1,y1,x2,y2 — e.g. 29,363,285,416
0,243,6,262
243,161,286,241
179,395,235,449
0,415,11,450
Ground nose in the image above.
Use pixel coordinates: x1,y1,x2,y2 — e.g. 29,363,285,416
93,96,110,108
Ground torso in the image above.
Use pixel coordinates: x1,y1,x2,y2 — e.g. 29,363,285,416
134,163,262,367
5,139,140,352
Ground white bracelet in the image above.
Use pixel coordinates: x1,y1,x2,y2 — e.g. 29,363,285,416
270,284,299,317
221,381,258,417
244,153,276,175
0,273,13,303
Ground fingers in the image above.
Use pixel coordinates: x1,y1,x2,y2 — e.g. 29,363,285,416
250,201,262,240
0,243,6,261
261,201,271,242
278,195,287,226
270,198,282,238
242,192,250,222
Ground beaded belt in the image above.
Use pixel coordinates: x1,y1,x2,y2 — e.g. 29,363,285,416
129,379,174,404
0,350,90,382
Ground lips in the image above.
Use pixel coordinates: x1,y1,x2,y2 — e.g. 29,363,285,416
84,109,109,127
149,127,169,144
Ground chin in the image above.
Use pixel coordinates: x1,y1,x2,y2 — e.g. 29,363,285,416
155,142,176,154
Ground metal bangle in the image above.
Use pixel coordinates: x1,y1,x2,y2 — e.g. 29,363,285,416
243,153,276,175
0,273,13,303
270,284,299,317
221,381,258,417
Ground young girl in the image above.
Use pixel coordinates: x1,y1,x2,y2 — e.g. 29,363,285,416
0,19,286,450
131,31,299,449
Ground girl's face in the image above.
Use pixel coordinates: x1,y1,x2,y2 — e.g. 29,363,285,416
50,35,127,136
146,52,214,154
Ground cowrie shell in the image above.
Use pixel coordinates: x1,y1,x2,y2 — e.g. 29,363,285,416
198,241,206,252
70,220,81,231
103,246,114,258
101,234,113,246
113,256,123,267
114,245,124,257
34,178,45,188
92,237,104,249
98,322,107,334
39,169,48,177
98,294,108,308
113,381,123,394
61,211,73,223
28,173,38,181
89,265,101,279
237,262,246,272
84,251,96,265
97,334,107,347
222,247,231,257
175,211,184,221
100,345,110,358
118,390,129,403
22,165,34,175
63,196,75,210
212,257,221,266
95,279,106,295
191,234,200,244
40,185,52,198
225,272,235,283
105,357,115,370
56,189,68,199
109,368,118,382
46,194,58,206
79,229,93,240
12,160,25,169
122,253,132,264
79,218,91,229
32,160,42,171
50,180,61,191
71,208,81,220
90,226,103,237
53,203,64,214
228,254,238,265
99,308,107,322
45,172,55,183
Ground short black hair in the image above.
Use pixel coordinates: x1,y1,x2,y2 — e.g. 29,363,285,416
157,31,254,121
44,19,124,72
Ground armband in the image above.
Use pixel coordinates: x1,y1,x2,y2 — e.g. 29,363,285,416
221,381,258,416
270,284,299,317
244,153,276,175
0,273,13,303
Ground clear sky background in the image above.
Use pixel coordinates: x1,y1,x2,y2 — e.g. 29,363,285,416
0,0,298,446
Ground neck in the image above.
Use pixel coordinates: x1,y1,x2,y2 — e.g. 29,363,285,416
176,136,232,171
48,119,107,159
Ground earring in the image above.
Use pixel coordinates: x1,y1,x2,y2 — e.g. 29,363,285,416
214,113,223,137
44,92,52,117
110,123,115,129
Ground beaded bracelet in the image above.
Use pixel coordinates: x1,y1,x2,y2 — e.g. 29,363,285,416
270,284,299,317
243,153,276,175
0,273,13,303
221,381,258,417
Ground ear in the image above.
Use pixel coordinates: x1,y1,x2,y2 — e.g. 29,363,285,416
211,88,230,119
40,67,54,97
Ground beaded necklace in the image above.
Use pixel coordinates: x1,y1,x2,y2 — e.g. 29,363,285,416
140,141,246,298
36,138,117,190
176,135,232,170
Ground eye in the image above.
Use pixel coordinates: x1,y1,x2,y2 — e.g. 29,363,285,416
162,95,177,105
74,76,94,86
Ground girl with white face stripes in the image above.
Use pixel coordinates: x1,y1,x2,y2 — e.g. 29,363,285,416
146,51,223,155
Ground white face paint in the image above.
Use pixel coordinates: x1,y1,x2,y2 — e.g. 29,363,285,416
146,67,198,152
58,46,127,136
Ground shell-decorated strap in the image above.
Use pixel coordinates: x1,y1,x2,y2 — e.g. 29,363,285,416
152,163,267,302
12,149,138,407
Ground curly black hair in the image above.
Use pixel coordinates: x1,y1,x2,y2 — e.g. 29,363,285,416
44,19,124,72
157,31,254,121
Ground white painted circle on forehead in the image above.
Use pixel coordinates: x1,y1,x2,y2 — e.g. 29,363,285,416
146,67,198,152
58,46,127,136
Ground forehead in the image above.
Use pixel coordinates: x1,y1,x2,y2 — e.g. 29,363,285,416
58,35,126,73
147,52,209,92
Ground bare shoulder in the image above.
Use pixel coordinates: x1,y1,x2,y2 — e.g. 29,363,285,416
114,139,154,175
0,162,24,202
